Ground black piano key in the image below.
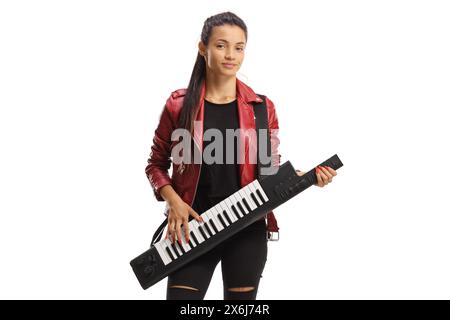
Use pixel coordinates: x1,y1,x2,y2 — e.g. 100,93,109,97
165,247,175,261
204,222,214,237
199,225,209,239
223,210,233,225
231,205,242,218
250,193,261,206
217,214,227,228
187,239,194,249
190,231,199,246
242,198,252,212
171,243,181,258
176,242,186,254
256,189,266,204
236,201,246,216
209,219,219,233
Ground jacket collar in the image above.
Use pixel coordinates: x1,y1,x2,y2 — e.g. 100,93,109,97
199,77,263,104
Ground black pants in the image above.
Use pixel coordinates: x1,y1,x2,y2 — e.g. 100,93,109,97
166,218,268,300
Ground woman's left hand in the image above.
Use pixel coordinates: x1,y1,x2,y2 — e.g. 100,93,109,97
296,166,337,187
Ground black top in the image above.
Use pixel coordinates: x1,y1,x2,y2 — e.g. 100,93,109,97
192,98,241,214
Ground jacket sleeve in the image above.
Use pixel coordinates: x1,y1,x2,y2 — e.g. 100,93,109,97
145,95,176,201
266,96,281,168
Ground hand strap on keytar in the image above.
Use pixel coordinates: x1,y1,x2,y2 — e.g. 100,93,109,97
150,217,167,248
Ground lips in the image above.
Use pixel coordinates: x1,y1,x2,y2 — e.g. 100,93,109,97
222,63,236,68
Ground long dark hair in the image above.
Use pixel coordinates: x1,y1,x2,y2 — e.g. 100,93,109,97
178,12,248,167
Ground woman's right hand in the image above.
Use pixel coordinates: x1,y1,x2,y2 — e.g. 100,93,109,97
164,198,204,245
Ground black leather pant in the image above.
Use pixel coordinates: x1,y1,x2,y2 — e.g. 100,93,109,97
166,217,268,300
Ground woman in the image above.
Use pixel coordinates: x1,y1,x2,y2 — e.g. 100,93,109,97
145,11,337,300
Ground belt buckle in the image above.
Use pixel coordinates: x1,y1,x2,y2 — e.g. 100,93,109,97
267,231,279,241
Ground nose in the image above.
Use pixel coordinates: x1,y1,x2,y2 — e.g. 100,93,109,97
225,49,236,60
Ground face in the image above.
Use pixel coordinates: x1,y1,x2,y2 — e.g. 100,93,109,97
199,24,246,76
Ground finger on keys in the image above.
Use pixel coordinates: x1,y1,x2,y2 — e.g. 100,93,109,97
189,207,204,223
183,218,190,243
176,220,183,245
168,221,176,243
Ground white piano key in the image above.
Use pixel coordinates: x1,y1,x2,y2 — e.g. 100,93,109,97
237,189,254,212
173,241,184,256
164,240,178,259
232,194,245,216
188,221,201,243
254,180,269,202
200,212,215,236
203,210,213,226
217,202,233,225
191,220,205,242
163,239,178,260
216,201,233,222
248,182,262,206
183,223,197,247
210,207,225,231
222,199,238,223
186,226,197,247
231,193,248,215
242,186,257,210
190,229,203,246
225,200,239,222
183,227,196,248
206,208,223,232
154,242,171,265
225,198,239,220
194,222,206,243
179,228,192,252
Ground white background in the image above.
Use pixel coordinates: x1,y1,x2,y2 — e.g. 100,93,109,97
1,0,449,299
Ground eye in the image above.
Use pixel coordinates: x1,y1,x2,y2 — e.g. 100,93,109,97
216,44,244,52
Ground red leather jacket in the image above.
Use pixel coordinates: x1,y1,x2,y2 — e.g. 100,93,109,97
145,78,280,233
